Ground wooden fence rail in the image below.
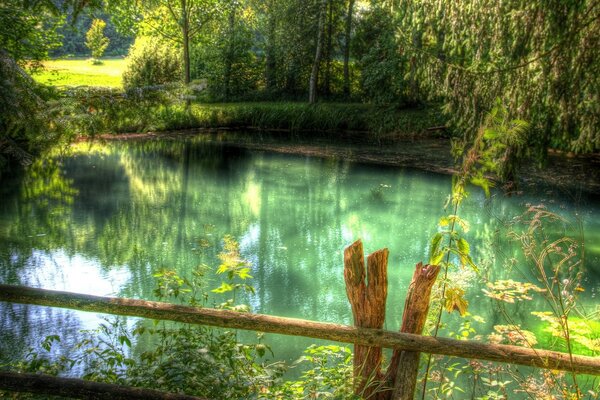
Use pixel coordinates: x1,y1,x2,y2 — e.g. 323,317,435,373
1,284,599,376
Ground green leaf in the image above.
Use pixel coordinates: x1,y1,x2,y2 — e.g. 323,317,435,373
119,335,131,348
236,267,253,280
243,284,256,294
457,238,470,256
429,232,444,265
211,282,234,294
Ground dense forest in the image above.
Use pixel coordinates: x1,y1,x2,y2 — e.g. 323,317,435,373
0,0,599,399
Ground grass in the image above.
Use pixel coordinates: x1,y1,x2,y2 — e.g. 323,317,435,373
30,59,446,139
32,58,126,88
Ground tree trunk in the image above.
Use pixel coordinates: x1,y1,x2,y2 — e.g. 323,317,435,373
181,0,191,85
324,0,334,97
265,0,277,92
408,30,422,102
309,0,327,103
224,4,236,101
343,0,355,98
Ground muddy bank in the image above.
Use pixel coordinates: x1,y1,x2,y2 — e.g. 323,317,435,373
94,129,600,197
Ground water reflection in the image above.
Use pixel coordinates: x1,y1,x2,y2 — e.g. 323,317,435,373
1,137,599,365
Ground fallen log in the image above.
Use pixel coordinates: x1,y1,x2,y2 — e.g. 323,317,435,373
0,371,206,400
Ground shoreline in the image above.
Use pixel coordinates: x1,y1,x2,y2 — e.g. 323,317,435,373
86,129,600,197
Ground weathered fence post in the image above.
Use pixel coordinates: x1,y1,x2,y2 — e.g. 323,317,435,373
344,240,441,400
344,239,389,398
386,262,440,400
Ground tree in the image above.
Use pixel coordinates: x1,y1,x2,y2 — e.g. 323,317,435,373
191,0,260,100
0,0,64,175
85,19,110,61
389,0,600,154
136,0,220,84
309,0,327,103
342,0,355,97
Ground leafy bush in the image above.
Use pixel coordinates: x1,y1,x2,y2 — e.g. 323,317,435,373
122,37,182,89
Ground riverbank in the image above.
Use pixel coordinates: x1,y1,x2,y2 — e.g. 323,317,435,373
92,129,600,197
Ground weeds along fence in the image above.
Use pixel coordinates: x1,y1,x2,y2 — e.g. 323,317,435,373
1,240,599,399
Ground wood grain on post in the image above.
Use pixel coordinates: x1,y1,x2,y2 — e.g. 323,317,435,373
344,239,389,398
385,262,441,400
0,285,599,376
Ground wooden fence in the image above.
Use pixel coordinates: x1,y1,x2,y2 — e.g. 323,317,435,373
0,240,599,399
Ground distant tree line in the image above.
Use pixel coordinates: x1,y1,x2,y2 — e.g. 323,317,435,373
51,10,133,57
110,0,598,154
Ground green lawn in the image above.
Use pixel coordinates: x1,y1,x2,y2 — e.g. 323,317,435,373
32,58,126,88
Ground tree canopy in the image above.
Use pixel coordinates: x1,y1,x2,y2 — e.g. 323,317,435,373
0,0,598,177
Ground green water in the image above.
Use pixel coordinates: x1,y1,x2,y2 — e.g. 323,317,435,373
1,136,599,369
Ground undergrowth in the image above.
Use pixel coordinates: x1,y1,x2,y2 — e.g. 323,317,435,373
1,236,356,400
46,85,445,140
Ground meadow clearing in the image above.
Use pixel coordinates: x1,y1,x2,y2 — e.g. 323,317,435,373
32,58,126,87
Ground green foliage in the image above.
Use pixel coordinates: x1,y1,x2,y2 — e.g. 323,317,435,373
0,55,74,179
4,235,360,399
532,314,600,356
52,11,133,58
191,2,262,101
269,345,357,399
48,85,192,135
0,0,62,67
122,37,182,89
354,6,410,105
85,19,110,61
212,235,255,311
427,102,529,324
389,0,599,154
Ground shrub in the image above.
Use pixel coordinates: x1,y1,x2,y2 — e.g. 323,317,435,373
122,37,182,90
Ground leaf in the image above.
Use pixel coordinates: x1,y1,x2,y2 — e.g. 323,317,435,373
119,335,131,348
211,282,234,294
464,254,479,272
429,232,444,265
236,267,253,280
456,237,477,271
444,287,469,316
256,344,266,357
457,238,470,256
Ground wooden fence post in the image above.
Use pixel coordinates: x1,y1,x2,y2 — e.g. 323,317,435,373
385,262,440,400
344,240,441,400
344,239,389,398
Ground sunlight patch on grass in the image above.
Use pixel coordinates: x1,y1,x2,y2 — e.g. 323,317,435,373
32,58,126,88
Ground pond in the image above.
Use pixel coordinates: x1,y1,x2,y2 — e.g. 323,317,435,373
1,135,599,374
